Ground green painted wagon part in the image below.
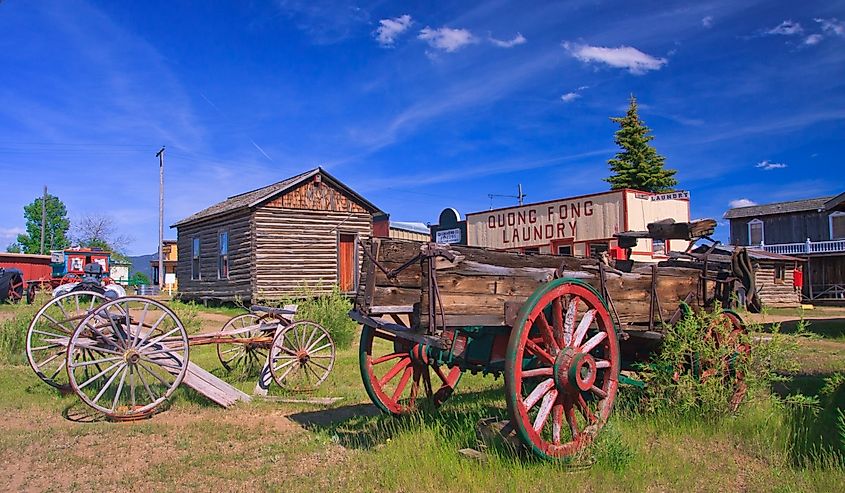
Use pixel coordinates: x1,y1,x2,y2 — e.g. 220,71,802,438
351,227,751,460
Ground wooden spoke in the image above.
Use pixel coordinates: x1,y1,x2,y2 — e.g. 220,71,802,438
551,297,564,344
534,312,559,353
505,280,619,460
270,321,335,391
67,297,188,419
580,331,607,354
359,324,461,416
533,389,558,432
571,309,596,348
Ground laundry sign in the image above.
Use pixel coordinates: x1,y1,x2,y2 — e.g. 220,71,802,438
650,190,690,201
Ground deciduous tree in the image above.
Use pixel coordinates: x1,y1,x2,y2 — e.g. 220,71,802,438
16,194,71,254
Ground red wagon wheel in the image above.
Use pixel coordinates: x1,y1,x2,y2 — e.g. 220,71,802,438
359,325,461,415
6,272,24,303
505,278,620,460
701,310,751,412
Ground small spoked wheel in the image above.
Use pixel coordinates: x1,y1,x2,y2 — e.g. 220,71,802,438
702,310,751,412
6,272,24,303
26,291,108,390
269,320,335,391
359,325,462,415
216,313,274,373
66,297,189,420
505,278,620,460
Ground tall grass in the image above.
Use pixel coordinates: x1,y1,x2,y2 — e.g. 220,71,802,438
262,285,357,349
0,302,39,365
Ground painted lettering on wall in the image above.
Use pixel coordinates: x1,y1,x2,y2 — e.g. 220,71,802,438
484,200,593,245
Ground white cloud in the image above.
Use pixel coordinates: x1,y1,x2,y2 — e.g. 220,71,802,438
756,160,787,170
374,14,412,47
702,16,714,28
766,20,803,36
560,92,580,103
489,33,526,48
0,227,24,245
815,18,845,37
418,26,475,52
562,42,667,74
804,34,823,45
729,198,757,208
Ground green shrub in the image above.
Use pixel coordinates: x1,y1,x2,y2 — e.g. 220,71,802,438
0,303,39,365
295,286,356,349
637,304,795,418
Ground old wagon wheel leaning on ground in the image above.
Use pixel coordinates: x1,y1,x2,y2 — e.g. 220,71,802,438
505,278,621,460
216,313,276,372
26,291,109,390
699,309,751,412
359,325,462,415
66,297,189,420
269,320,336,391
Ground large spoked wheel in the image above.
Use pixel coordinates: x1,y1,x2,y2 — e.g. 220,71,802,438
26,291,108,390
359,325,462,415
216,313,273,373
6,272,24,303
67,297,189,420
269,320,335,391
505,278,620,460
702,310,751,412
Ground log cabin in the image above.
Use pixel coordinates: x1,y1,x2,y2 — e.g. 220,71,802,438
172,167,382,302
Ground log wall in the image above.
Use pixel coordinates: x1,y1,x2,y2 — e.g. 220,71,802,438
755,262,800,306
176,211,252,301
252,207,371,300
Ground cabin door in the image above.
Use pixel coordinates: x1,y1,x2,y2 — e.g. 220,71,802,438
338,233,357,292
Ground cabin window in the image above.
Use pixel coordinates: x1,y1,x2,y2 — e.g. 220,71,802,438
830,212,845,240
774,264,785,284
652,239,666,256
589,242,609,258
748,219,764,246
557,245,573,256
218,231,229,279
191,237,201,280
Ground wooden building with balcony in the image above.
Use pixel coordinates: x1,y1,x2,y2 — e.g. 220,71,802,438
172,167,382,302
725,192,845,301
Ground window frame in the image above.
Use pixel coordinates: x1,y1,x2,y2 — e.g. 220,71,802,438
748,219,764,246
588,242,609,258
217,230,229,280
830,211,845,240
191,237,201,280
774,264,786,284
557,245,573,256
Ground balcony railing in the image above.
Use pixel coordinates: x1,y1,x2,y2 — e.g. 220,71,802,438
752,238,845,255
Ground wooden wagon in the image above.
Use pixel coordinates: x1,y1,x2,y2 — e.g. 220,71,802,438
350,219,752,459
25,294,335,419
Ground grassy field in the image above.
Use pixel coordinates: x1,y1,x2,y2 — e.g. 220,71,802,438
0,300,843,492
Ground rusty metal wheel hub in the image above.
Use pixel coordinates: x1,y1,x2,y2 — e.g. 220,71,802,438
123,349,141,365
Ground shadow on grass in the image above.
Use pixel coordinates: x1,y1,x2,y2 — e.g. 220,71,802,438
288,386,510,452
760,318,845,339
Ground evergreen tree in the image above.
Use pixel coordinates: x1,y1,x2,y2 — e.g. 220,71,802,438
605,95,678,193
16,193,71,254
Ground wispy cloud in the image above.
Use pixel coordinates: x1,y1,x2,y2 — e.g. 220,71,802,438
702,16,714,28
418,26,475,52
560,85,589,103
562,42,667,74
489,32,526,48
0,227,24,246
804,34,824,45
816,18,845,37
274,0,370,44
374,14,412,47
250,139,274,162
765,20,803,36
756,160,787,170
729,198,757,208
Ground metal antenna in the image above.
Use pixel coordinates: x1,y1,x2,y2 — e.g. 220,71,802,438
487,184,526,209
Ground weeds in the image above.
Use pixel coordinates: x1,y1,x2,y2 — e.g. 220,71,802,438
0,302,39,365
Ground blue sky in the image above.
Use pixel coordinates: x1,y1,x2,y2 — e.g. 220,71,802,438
1,0,843,255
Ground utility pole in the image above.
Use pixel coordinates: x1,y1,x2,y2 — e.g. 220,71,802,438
156,146,165,291
40,185,47,254
517,184,525,206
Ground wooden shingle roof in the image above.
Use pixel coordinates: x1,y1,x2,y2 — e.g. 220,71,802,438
723,196,834,219
172,167,381,227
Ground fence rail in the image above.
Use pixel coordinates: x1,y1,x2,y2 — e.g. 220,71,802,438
756,239,845,255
